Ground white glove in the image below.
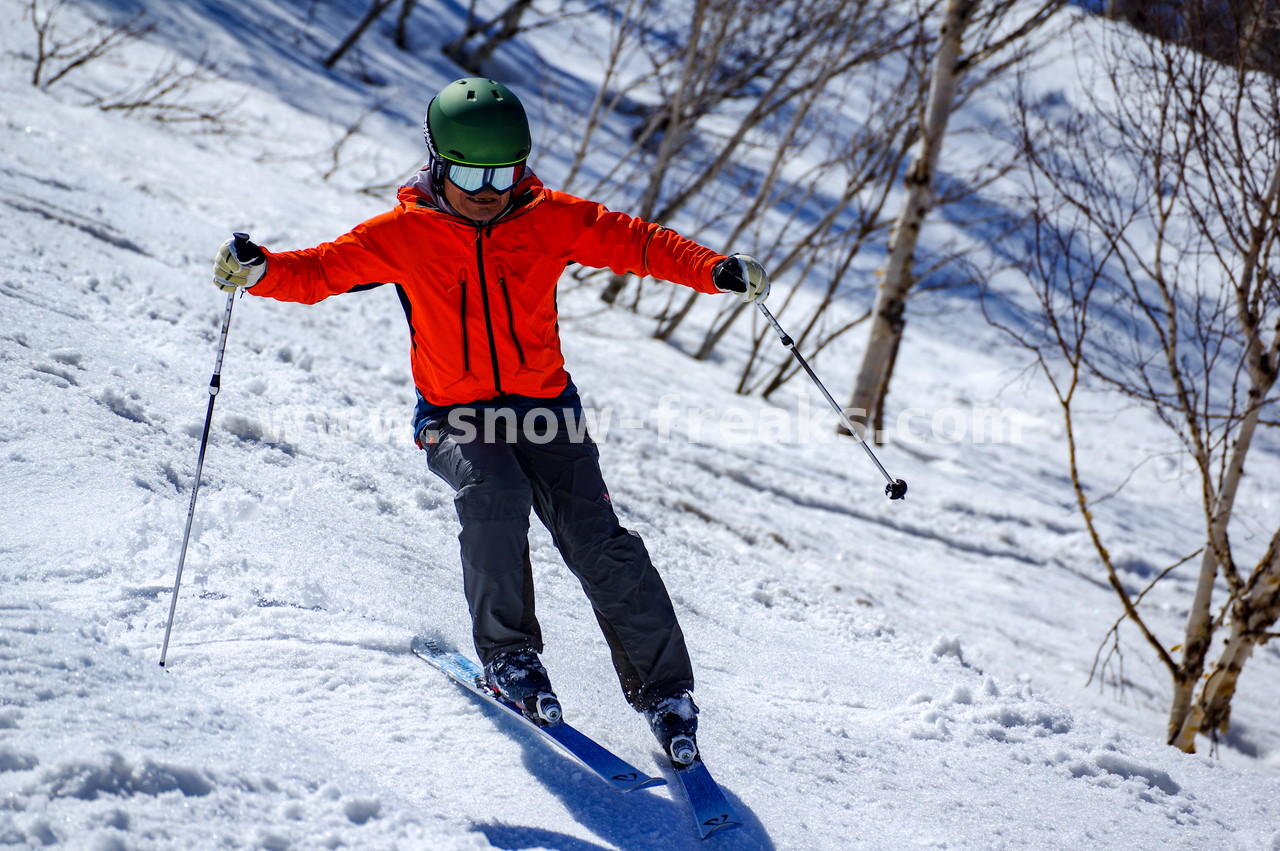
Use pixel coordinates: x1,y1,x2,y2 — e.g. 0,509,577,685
712,254,770,303
212,233,267,293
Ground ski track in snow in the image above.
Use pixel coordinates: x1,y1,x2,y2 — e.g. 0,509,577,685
0,601,481,849
2,0,1279,848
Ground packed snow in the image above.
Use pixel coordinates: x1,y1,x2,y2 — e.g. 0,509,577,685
1,0,1278,848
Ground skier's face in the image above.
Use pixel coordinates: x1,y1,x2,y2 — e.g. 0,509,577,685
444,180,512,223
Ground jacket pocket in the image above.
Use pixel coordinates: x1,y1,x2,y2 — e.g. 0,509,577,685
498,276,527,366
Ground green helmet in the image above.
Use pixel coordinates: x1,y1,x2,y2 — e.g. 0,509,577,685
424,78,531,167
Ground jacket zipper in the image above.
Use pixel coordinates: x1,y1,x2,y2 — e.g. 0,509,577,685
498,276,526,366
474,227,503,395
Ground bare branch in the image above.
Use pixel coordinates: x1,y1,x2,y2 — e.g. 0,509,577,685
24,1,153,89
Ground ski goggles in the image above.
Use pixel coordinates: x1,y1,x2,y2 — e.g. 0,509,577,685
444,162,524,194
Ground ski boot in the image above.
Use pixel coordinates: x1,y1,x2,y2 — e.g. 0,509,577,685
644,691,699,766
483,648,562,726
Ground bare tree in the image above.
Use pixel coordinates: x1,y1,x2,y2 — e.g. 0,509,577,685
443,0,536,73
255,100,393,181
667,2,925,354
1106,0,1280,76
395,0,419,50
92,53,238,129
995,15,1280,753
583,0,917,313
845,0,1067,437
716,64,922,394
440,0,593,74
557,0,666,192
24,0,152,88
595,0,808,306
22,1,237,131
324,0,397,69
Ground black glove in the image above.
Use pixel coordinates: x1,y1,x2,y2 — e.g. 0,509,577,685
712,254,770,303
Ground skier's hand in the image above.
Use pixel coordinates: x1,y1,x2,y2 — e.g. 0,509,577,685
213,233,267,292
712,254,770,304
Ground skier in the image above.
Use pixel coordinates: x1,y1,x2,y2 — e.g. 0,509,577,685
212,77,769,765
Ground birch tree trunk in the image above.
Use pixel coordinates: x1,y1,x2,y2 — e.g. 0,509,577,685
1167,157,1280,750
1168,392,1266,749
1178,529,1280,749
845,0,977,435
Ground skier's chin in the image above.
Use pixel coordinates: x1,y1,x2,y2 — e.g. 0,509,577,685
456,193,508,221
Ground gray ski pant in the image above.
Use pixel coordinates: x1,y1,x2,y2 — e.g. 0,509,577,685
423,405,694,710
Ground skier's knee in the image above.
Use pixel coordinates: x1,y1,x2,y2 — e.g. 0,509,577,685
455,475,532,521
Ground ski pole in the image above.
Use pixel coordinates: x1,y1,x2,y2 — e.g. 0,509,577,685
756,302,908,500
160,283,238,666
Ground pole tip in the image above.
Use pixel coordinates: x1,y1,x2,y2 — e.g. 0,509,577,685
885,479,908,500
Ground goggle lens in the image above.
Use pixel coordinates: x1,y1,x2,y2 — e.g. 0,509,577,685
446,163,522,193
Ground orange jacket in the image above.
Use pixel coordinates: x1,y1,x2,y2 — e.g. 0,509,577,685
251,174,724,406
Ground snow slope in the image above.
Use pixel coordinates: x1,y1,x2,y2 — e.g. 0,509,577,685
2,0,1279,848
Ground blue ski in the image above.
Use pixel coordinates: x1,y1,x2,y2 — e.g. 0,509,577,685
672,758,742,839
410,636,665,793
